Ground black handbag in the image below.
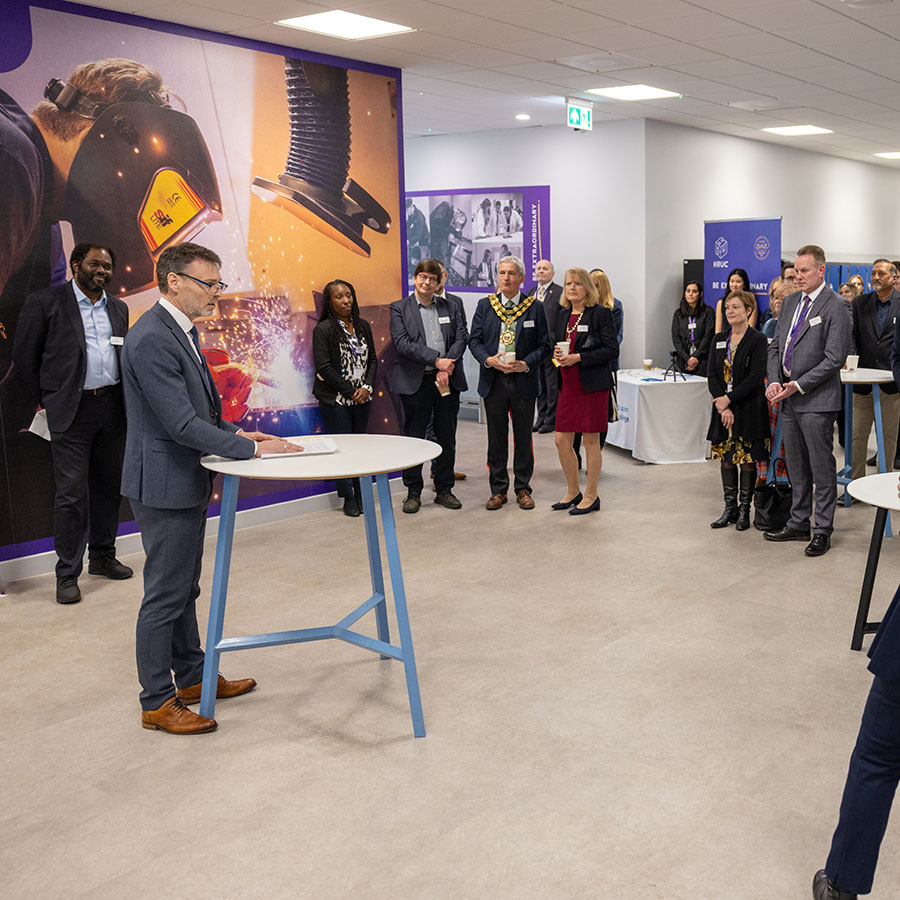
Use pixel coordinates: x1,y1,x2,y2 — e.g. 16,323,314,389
753,480,791,531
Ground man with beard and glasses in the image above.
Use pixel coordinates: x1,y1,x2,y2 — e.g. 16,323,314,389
14,244,132,603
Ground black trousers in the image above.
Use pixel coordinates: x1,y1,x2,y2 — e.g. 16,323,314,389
318,401,371,499
484,373,535,495
536,355,558,427
48,386,126,578
826,674,900,894
132,496,209,711
400,378,459,495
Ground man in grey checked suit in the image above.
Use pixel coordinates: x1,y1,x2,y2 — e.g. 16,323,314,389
122,242,299,734
764,244,852,557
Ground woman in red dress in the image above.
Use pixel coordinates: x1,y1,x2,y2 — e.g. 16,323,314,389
552,267,619,515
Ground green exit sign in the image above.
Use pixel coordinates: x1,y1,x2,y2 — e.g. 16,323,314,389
567,101,592,131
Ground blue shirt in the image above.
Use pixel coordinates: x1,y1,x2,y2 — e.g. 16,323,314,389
73,280,119,389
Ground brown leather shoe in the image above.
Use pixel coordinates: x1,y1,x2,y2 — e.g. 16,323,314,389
176,674,257,705
485,493,508,510
141,696,217,734
516,490,535,509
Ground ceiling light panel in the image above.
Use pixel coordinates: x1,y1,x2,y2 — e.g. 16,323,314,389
276,10,414,40
762,124,833,135
587,84,682,100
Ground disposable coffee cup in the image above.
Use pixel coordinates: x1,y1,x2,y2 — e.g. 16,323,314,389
845,354,859,371
435,378,451,397
556,341,569,356
643,358,653,370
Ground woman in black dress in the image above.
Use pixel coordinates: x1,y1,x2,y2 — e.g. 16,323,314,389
671,281,714,374
551,267,619,515
707,290,769,531
312,279,377,517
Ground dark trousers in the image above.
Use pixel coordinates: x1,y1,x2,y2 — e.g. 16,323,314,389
48,386,126,577
826,675,900,894
132,497,209,711
536,356,558,427
318,401,371,499
484,372,535,495
781,404,838,535
400,379,459,495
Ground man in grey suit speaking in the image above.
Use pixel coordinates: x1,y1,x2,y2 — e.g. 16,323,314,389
764,244,851,557
122,242,299,734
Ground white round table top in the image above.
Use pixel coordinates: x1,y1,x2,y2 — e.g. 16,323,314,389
841,367,894,384
202,433,441,481
847,472,900,510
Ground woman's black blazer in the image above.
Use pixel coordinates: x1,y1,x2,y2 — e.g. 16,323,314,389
671,303,714,371
312,317,377,406
706,327,769,443
552,304,619,393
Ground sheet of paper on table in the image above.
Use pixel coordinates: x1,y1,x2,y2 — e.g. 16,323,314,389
259,436,338,459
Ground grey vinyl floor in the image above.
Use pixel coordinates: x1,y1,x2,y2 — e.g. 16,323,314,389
3,419,899,899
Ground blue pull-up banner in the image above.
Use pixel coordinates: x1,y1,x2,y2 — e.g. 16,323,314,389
704,217,782,314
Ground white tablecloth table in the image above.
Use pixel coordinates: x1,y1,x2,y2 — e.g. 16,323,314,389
605,368,710,464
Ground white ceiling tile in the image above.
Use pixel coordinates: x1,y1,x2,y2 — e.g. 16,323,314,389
488,4,620,33
567,0,703,24
564,25,677,52
189,0,324,18
738,48,842,72
137,3,263,31
623,43,726,66
721,0,847,30
674,58,761,78
219,22,350,52
696,32,802,56
493,61,593,79
774,20,882,49
439,48,533,67
643,13,760,42
503,35,602,58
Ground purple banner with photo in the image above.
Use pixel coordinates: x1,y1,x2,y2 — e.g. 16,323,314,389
406,185,550,293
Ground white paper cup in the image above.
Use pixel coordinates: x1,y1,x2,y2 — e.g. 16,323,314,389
643,358,653,370
845,354,859,371
556,341,570,356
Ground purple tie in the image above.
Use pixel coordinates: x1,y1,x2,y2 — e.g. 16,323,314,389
783,295,811,374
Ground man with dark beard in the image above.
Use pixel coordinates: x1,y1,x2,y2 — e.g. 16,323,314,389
14,244,132,603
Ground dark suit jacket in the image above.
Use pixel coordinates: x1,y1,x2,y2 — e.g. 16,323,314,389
389,294,468,395
671,303,714,373
528,281,564,335
551,304,618,392
121,301,254,510
312,317,377,406
706,328,769,443
13,280,129,432
852,288,900,395
468,292,550,399
766,285,852,412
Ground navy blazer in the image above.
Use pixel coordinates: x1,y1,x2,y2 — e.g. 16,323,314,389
468,292,550,399
551,304,618,392
13,280,129,432
853,288,900,395
121,302,254,509
389,294,468,395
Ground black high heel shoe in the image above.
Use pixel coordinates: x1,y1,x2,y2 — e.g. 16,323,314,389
568,497,600,516
551,493,582,510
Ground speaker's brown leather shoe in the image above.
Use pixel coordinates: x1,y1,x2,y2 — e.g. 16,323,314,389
176,674,257,705
485,493,507,510
141,697,217,734
516,490,535,509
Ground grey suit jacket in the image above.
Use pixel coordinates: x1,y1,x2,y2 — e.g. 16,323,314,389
121,301,254,509
389,294,469,395
766,285,851,412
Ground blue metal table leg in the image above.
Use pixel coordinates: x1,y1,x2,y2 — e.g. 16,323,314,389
375,472,425,738
872,386,893,537
842,384,852,505
359,474,391,656
199,473,239,719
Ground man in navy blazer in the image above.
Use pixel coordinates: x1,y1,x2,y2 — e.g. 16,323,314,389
531,259,564,434
814,537,900,899
469,255,550,509
13,244,132,604
390,258,468,513
121,242,299,735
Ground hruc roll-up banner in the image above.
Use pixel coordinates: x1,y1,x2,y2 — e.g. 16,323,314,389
703,218,782,315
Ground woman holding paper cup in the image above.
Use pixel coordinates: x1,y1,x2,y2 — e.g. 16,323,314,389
312,279,378,517
707,290,770,531
551,267,619,515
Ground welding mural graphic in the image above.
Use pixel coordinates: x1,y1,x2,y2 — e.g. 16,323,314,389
0,3,403,561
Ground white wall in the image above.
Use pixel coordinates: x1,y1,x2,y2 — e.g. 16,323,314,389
404,119,647,370
406,117,900,366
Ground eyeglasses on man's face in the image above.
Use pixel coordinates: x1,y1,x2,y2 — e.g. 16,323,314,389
178,272,228,293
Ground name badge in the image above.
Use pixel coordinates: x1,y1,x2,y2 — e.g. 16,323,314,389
523,319,535,328
577,324,588,332
438,316,450,324
110,336,124,346
716,341,726,349
809,316,822,326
